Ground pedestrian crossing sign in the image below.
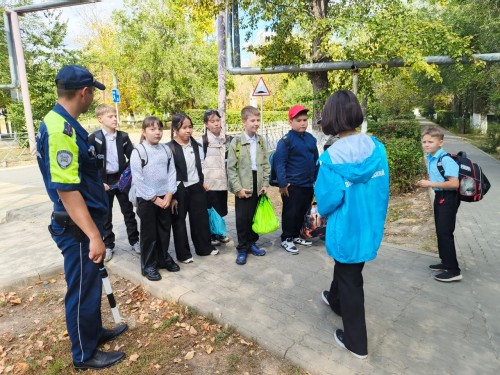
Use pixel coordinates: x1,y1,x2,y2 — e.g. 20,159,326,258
252,77,271,96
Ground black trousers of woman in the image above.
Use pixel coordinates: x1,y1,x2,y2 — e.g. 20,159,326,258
172,182,215,261
136,197,173,273
327,260,368,356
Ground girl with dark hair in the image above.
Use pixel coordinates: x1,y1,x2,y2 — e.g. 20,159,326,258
168,114,218,263
130,116,179,281
200,109,231,246
315,90,390,359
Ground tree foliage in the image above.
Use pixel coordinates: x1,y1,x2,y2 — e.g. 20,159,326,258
82,0,220,116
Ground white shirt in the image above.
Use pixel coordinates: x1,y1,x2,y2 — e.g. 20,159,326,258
102,129,119,174
244,131,257,171
177,139,200,187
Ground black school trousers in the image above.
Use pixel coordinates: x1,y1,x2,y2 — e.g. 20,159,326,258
281,185,314,241
103,172,139,249
235,171,259,253
327,261,368,356
136,197,172,272
434,190,461,274
172,182,215,262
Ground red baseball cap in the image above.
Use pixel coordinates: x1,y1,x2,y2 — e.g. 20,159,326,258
288,105,309,120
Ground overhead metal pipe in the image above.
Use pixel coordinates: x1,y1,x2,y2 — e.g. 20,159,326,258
225,5,500,74
12,0,100,14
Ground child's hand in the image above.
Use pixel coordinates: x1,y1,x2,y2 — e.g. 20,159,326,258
416,179,431,188
237,189,251,199
279,184,290,197
203,183,209,191
259,187,267,195
103,183,110,191
171,199,179,214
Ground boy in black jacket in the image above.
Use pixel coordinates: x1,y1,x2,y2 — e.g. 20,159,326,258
88,104,139,261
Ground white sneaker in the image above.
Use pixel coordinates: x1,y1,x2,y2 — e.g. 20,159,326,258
210,249,219,255
132,241,141,254
211,239,221,246
104,248,114,262
293,237,312,247
281,239,299,254
181,257,194,264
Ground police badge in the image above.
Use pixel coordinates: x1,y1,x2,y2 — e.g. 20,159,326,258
57,150,73,169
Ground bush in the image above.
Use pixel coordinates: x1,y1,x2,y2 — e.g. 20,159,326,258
371,119,421,142
436,110,456,128
384,137,425,194
391,112,416,120
483,122,500,153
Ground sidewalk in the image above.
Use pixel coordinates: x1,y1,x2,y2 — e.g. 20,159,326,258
0,118,499,374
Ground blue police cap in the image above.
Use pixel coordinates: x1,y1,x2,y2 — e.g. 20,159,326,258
55,65,106,90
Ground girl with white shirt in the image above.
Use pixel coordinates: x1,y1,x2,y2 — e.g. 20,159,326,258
168,114,218,263
130,116,179,281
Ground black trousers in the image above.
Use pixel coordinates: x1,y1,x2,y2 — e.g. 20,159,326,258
136,197,173,272
327,261,368,356
281,185,314,241
434,190,461,274
103,173,139,249
172,182,215,261
235,171,259,252
207,190,228,217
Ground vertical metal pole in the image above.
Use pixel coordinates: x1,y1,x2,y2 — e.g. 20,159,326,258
8,10,36,153
217,4,226,133
260,96,264,133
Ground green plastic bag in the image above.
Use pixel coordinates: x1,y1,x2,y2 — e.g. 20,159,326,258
252,194,280,234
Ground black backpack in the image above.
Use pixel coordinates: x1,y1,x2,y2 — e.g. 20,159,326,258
269,136,291,187
437,151,491,202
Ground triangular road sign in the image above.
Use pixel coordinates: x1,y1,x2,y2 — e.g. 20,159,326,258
252,77,271,96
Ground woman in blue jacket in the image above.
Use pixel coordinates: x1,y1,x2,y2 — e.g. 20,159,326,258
315,90,389,359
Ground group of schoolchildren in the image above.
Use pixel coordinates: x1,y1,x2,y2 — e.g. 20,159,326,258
91,92,464,360
90,103,320,282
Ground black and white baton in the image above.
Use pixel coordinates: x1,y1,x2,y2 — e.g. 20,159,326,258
98,262,122,323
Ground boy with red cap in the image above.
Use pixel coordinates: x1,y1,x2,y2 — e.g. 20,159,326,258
274,105,319,254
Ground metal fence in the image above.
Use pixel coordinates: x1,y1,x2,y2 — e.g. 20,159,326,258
0,132,35,166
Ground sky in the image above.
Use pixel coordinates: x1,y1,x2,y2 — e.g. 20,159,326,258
34,0,124,48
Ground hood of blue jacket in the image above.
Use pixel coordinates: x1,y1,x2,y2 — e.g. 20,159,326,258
319,133,382,183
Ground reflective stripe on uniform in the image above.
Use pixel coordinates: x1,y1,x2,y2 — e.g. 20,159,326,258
44,110,80,184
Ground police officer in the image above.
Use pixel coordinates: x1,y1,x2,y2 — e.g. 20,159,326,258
37,65,128,370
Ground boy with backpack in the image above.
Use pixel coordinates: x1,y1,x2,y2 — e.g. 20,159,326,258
88,104,139,262
273,105,318,254
417,126,462,282
227,106,270,265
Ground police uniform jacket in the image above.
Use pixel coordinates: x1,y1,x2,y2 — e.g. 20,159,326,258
37,103,108,224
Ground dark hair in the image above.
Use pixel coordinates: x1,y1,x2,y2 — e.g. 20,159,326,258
171,113,193,139
320,90,363,136
203,109,221,123
56,84,86,99
139,116,163,143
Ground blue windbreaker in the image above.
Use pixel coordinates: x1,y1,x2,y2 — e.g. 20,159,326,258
314,134,389,263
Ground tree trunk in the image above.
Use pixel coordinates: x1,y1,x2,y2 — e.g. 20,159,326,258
308,71,329,129
309,0,329,129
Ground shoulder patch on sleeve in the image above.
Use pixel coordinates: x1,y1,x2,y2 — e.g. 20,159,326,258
56,150,73,169
62,122,73,137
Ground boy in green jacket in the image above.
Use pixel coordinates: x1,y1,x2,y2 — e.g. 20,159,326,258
227,106,271,265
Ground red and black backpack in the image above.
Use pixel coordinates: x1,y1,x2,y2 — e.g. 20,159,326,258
437,151,491,202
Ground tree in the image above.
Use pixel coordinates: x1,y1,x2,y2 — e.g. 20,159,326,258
6,9,78,132
82,0,220,116
235,0,472,121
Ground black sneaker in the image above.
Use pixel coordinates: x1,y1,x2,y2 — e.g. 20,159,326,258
429,263,446,271
434,271,462,282
334,329,367,359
